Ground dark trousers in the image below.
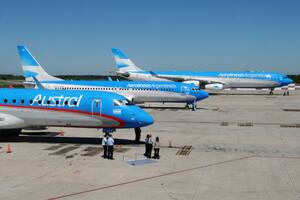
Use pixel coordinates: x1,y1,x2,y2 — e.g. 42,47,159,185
153,148,160,159
145,144,153,158
102,145,107,158
107,145,114,159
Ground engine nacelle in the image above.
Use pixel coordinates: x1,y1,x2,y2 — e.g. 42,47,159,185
182,81,200,87
205,83,224,90
0,113,26,129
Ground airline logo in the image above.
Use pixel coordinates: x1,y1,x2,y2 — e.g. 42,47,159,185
31,94,83,107
218,73,272,79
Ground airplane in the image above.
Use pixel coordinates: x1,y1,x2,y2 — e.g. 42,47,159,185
111,48,294,95
0,88,153,141
17,46,209,111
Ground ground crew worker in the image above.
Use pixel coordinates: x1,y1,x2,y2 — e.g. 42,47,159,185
153,136,160,159
101,134,108,158
144,134,153,158
107,134,114,160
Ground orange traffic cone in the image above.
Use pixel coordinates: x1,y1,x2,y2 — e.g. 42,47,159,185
7,144,12,153
60,130,64,136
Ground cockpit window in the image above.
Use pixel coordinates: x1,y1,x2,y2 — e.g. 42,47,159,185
123,99,133,105
114,100,123,106
114,99,133,106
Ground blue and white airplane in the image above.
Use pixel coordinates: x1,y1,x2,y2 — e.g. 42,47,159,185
0,89,153,138
17,46,209,111
111,48,294,94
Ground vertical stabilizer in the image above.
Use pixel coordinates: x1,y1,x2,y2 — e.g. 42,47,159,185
17,45,62,82
111,48,144,72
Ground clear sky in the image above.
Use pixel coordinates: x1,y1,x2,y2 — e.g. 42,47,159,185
0,0,299,75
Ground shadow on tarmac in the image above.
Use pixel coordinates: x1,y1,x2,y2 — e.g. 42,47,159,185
0,132,143,145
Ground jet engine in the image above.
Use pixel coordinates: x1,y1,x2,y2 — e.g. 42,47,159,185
204,83,224,90
182,81,200,86
0,113,26,129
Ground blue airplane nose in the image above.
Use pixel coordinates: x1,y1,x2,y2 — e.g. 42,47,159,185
287,78,294,85
126,106,154,128
138,112,154,127
282,77,294,86
197,90,209,101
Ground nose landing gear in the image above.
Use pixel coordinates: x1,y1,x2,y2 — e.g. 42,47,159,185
134,127,141,142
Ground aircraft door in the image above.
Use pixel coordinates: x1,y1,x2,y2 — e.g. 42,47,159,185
92,99,102,116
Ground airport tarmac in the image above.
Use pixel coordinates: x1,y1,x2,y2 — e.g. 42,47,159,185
1,90,300,200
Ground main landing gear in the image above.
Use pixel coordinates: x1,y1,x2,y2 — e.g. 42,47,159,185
269,88,290,96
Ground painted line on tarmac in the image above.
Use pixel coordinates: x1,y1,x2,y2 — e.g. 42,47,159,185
256,155,300,160
47,155,256,200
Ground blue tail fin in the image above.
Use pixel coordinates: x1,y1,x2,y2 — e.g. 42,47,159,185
111,48,143,72
17,45,62,82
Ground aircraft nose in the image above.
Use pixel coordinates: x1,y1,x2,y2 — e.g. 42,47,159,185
287,78,294,84
197,90,209,100
282,77,294,86
138,112,154,127
129,106,154,127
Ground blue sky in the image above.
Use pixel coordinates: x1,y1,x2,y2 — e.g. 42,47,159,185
0,0,299,75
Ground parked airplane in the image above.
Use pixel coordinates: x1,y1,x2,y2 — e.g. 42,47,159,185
0,88,153,141
111,48,294,95
17,46,209,111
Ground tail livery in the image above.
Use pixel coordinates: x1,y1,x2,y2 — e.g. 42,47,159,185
111,48,143,72
17,46,62,82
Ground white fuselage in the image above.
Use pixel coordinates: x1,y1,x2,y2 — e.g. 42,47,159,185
37,83,196,103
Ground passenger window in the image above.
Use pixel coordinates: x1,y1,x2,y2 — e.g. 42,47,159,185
38,100,42,104
64,101,68,105
4,99,8,103
20,99,25,104
56,100,59,105
47,100,50,104
73,101,77,106
30,100,33,104
12,99,16,103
